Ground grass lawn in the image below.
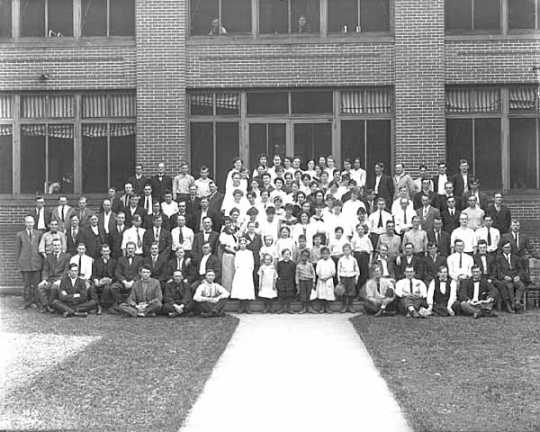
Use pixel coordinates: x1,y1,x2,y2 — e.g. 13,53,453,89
0,296,238,432
351,312,540,432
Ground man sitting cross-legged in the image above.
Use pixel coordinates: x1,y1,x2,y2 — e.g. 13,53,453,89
52,263,97,318
395,265,428,318
193,269,230,317
426,265,458,316
495,240,528,313
117,265,163,317
459,266,497,319
362,265,396,316
162,270,194,318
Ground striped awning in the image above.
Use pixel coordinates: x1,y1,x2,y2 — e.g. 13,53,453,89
82,93,136,118
341,87,393,114
0,124,12,136
509,86,538,111
111,123,136,136
82,123,108,137
21,124,73,138
446,87,501,113
190,92,240,111
21,94,74,118
0,95,12,119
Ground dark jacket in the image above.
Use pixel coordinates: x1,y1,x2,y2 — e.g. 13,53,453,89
441,209,461,234
29,207,52,230
191,231,219,262
142,228,173,258
82,226,109,259
115,255,144,282
190,254,221,283
150,174,173,201
452,172,473,197
473,253,497,279
393,254,425,281
91,257,117,281
66,228,88,255
168,256,197,283
368,174,394,209
486,204,511,234
42,252,71,281
163,280,192,306
458,278,492,302
58,275,92,304
423,254,447,283
127,175,150,196
427,229,451,257
144,255,170,283
109,225,128,259
496,253,528,282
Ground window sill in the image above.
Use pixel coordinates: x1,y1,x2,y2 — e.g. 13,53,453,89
445,33,540,41
188,33,394,46
0,37,136,48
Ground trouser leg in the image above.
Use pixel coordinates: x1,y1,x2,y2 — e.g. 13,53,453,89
364,299,382,314
51,299,75,315
117,303,138,317
514,281,526,305
144,300,162,315
460,301,478,316
74,300,98,313
110,282,130,306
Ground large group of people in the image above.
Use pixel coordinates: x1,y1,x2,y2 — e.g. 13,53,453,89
15,155,538,319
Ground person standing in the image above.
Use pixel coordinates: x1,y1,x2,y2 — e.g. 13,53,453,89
30,196,51,232
230,237,255,313
37,239,71,312
16,215,43,309
276,249,297,314
315,247,336,313
151,162,173,202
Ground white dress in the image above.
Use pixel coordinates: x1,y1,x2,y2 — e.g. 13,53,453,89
258,264,277,299
315,258,336,301
231,249,255,300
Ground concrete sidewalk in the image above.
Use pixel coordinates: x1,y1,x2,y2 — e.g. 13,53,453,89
180,314,411,432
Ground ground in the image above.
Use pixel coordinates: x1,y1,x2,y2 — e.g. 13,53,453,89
0,296,238,432
351,312,540,432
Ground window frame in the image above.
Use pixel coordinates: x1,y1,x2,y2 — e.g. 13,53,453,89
326,0,392,35
19,0,75,38
507,0,540,32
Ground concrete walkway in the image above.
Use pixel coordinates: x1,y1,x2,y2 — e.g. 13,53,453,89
180,314,411,432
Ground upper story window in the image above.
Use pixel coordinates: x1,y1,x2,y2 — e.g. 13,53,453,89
21,0,73,37
0,0,11,38
508,0,540,30
259,0,320,34
190,0,252,35
445,0,501,33
82,0,135,36
328,0,390,33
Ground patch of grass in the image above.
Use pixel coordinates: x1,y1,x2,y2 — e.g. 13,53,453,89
0,296,238,432
351,313,540,432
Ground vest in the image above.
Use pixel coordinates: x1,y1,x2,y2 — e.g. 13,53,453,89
433,279,451,306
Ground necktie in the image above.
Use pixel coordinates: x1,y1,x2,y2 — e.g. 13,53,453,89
378,211,383,228
155,229,160,240
516,233,519,246
435,231,439,244
152,256,157,267
487,228,492,246
376,279,381,295
145,197,150,213
450,209,454,216
409,279,413,295
403,210,407,225
78,255,82,276
72,229,77,239
507,254,512,269
128,257,133,265
178,228,184,245
28,230,32,242
61,206,65,222
459,253,462,268
136,228,141,248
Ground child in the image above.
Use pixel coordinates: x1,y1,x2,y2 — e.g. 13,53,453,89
338,243,360,313
295,249,316,313
230,237,255,313
260,235,278,266
293,234,308,263
276,249,296,314
315,247,336,313
351,223,373,292
310,234,323,269
276,226,296,259
329,226,347,284
258,253,278,313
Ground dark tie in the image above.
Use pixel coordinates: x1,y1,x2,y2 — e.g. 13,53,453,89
487,228,492,246
28,230,32,242
178,228,184,245
61,206,65,222
403,211,407,225
376,279,381,295
378,211,383,228
78,255,82,276
409,279,413,295
459,253,462,268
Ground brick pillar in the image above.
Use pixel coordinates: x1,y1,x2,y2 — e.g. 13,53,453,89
135,0,187,176
394,0,446,175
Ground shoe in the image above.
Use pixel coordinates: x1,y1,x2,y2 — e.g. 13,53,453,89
137,312,145,317
411,310,421,319
405,312,412,318
62,311,72,318
96,306,102,315
73,312,88,317
382,310,396,316
473,311,480,319
147,312,157,317
514,303,523,313
168,312,177,318
374,309,384,317
297,307,306,314
339,305,347,313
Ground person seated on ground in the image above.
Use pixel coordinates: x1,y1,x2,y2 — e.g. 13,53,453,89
363,265,396,316
111,242,144,309
394,242,425,281
92,244,116,314
447,239,474,291
52,263,97,318
424,242,447,284
162,270,193,318
459,266,497,319
118,265,162,318
209,18,227,35
193,269,230,317
37,238,71,313
394,265,428,318
495,240,528,313
426,265,458,316
376,220,401,260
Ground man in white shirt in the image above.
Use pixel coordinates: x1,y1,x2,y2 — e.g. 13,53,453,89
391,186,415,215
459,266,497,318
39,219,67,256
368,198,393,239
161,191,179,219
194,165,213,198
171,214,194,255
393,197,415,235
461,195,485,231
121,215,146,256
351,158,366,189
173,162,195,202
394,266,428,318
450,214,477,253
427,265,457,316
69,243,94,284
447,239,474,285
141,184,154,216
99,199,115,235
193,269,230,317
475,215,500,254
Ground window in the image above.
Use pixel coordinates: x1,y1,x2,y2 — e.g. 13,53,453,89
0,95,12,193
294,123,332,161
259,0,320,34
328,0,390,33
445,0,501,33
189,92,240,116
291,90,333,114
82,0,135,37
20,0,73,37
508,0,539,30
0,0,11,38
247,91,289,115
249,123,286,169
190,0,251,35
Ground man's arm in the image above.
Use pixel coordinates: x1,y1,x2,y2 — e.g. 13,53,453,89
426,280,435,308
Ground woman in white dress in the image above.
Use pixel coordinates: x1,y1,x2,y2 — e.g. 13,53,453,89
219,222,237,293
315,247,336,313
231,237,255,313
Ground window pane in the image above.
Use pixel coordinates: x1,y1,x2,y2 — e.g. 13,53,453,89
21,132,46,194
247,91,289,115
294,123,332,162
291,0,320,33
445,0,472,31
474,118,501,188
191,0,219,35
110,0,135,36
49,135,74,195
110,130,136,191
21,0,45,37
191,122,214,181
0,133,12,193
366,119,391,180
216,92,240,115
341,120,366,166
190,92,214,115
82,134,108,193
360,0,390,32
0,0,12,38
328,0,357,33
82,0,107,36
510,118,537,189
446,119,473,175
291,91,333,114
216,122,239,188
249,123,286,170
508,0,535,29
474,0,500,30
48,0,73,36
260,0,289,34
222,0,252,33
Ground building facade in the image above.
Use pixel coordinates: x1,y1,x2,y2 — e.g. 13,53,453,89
0,0,540,286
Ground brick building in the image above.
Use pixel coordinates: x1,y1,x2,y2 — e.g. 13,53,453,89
0,0,540,287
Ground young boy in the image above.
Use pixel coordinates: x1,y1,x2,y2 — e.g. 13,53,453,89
276,249,296,314
338,243,360,313
295,249,316,313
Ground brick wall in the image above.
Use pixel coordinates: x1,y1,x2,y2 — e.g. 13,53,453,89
135,0,187,176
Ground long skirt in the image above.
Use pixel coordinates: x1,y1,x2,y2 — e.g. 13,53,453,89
221,252,235,292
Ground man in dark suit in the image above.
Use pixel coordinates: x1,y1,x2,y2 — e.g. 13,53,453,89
185,184,201,219
110,211,128,259
427,217,451,257
37,238,71,312
464,178,489,211
83,214,109,259
144,202,171,231
142,215,172,258
495,241,529,312
150,162,173,202
191,242,221,286
191,197,219,233
144,242,170,286
66,214,88,255
52,263,98,317
30,196,52,231
500,219,536,261
124,195,146,227
432,161,449,197
393,242,425,281
472,240,503,311
368,162,394,210
98,199,117,237
191,216,219,262
51,196,75,233
127,163,150,196
16,215,43,308
433,182,464,212
207,181,225,230
486,192,511,234
111,242,144,308
451,159,473,197
74,197,95,229
168,246,196,285
413,179,435,210
92,244,117,313
459,266,497,318
118,183,134,212
441,196,461,234
161,270,194,317
416,194,440,233
423,242,447,284
102,187,122,214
